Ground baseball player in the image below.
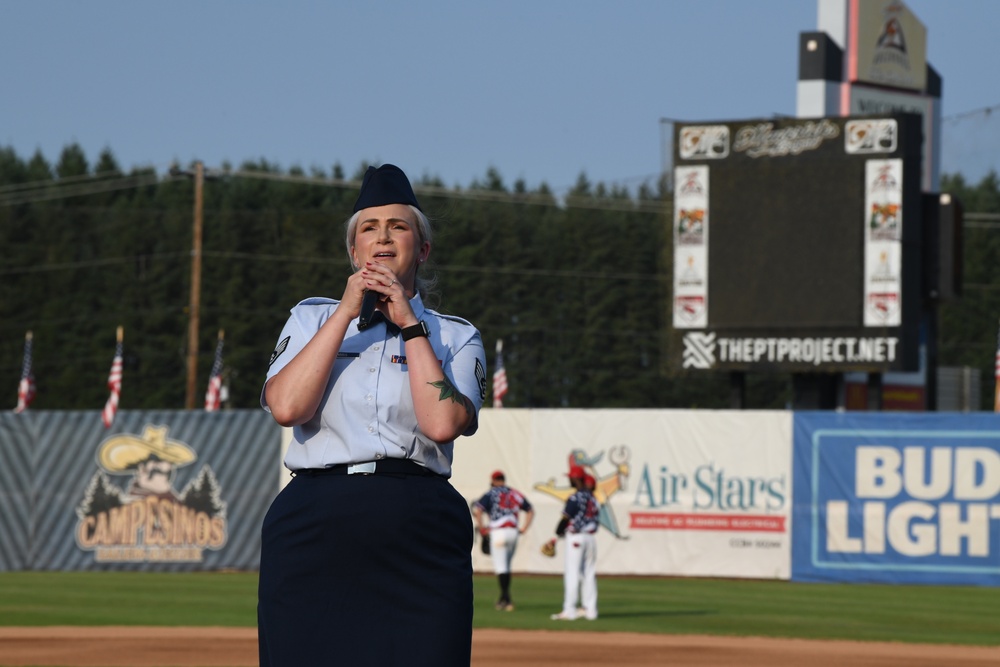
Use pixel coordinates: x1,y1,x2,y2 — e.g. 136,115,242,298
473,470,534,611
550,466,599,621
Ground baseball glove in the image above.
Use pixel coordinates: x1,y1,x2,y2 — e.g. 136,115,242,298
540,539,557,558
481,531,491,556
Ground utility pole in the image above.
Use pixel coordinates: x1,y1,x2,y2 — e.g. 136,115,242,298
185,161,204,409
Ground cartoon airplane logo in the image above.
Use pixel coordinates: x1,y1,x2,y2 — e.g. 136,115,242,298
534,445,631,539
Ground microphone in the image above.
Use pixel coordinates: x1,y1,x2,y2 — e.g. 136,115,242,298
357,289,380,330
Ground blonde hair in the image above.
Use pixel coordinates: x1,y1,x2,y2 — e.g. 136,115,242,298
344,204,435,299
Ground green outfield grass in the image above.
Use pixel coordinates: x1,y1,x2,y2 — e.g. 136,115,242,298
0,571,998,646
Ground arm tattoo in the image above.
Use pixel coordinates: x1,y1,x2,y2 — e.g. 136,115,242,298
429,377,475,420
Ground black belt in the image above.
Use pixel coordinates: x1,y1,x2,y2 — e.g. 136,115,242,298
296,459,440,478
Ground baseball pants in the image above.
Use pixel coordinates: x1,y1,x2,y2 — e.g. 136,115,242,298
489,526,520,574
561,531,598,619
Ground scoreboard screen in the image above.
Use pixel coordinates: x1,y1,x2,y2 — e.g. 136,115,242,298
671,114,923,373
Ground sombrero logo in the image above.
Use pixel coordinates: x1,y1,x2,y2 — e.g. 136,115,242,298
75,424,228,563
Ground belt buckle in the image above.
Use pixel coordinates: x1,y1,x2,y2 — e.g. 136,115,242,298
347,461,377,475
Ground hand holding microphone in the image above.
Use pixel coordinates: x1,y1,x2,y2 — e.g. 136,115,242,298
357,289,380,330
357,269,400,331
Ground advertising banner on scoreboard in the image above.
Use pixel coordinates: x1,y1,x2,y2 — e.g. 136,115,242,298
455,409,793,579
672,164,710,329
863,157,904,327
792,412,1000,586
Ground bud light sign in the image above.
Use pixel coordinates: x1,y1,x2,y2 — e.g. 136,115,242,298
792,413,1000,586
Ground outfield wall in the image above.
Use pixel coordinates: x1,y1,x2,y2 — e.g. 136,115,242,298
1,409,998,585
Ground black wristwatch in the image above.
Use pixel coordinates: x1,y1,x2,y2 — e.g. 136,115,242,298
401,321,430,341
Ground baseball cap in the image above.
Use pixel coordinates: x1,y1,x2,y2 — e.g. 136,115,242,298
353,164,422,212
583,474,596,488
491,470,505,481
567,465,586,480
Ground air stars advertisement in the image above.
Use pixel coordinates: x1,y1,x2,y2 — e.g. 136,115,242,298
458,409,793,579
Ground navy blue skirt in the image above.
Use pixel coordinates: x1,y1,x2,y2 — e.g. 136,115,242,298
258,470,474,666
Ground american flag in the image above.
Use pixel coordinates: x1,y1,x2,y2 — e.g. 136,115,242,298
14,331,36,413
995,319,1000,413
204,333,225,412
102,331,123,428
492,339,508,408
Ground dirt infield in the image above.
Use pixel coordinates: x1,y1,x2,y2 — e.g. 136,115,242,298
1,627,998,667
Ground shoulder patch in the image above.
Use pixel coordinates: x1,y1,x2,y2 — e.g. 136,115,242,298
269,336,290,367
475,358,487,400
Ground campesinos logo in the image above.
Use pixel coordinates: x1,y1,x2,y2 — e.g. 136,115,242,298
75,424,228,563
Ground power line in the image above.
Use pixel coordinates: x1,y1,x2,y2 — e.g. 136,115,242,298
0,165,666,214
0,169,131,194
942,103,1000,123
0,252,188,276
0,172,162,207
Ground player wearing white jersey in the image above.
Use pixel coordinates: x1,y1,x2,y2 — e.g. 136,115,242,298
550,467,599,621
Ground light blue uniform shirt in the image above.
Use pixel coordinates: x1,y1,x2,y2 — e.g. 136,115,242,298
262,293,487,476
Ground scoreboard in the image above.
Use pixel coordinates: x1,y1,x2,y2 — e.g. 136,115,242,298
671,114,924,373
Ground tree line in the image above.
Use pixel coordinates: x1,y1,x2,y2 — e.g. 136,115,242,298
1,144,999,411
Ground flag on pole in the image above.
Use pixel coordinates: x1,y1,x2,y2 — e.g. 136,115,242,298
492,339,508,408
102,327,124,428
205,330,225,412
994,318,1000,413
14,331,36,413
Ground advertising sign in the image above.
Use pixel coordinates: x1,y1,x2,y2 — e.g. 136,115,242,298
850,0,927,92
458,409,793,579
673,165,710,329
792,412,1000,586
0,410,282,572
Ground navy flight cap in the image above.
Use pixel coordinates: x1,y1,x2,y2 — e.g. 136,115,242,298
353,164,422,212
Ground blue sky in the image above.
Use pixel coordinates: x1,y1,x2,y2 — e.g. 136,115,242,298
2,1,998,195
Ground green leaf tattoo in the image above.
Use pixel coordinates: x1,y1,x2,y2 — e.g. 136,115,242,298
429,377,475,419
430,377,462,404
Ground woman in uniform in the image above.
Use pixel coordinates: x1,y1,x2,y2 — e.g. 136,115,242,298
258,164,487,666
